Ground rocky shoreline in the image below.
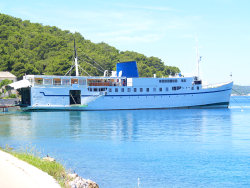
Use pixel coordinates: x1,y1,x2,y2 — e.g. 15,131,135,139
67,173,98,188
43,156,99,188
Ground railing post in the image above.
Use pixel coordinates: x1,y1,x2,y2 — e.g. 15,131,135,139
2,107,8,112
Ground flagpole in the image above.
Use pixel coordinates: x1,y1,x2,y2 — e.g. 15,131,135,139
196,46,199,78
196,39,201,79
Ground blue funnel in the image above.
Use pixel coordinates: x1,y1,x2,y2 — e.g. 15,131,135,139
116,61,139,78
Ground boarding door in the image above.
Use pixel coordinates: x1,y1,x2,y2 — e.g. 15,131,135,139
69,90,81,105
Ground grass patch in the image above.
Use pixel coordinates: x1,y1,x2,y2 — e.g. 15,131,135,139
0,145,70,187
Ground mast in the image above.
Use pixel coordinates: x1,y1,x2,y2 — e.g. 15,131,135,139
196,39,201,79
74,39,79,76
196,46,200,78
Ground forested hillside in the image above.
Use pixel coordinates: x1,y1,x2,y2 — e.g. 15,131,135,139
232,85,250,95
0,13,180,79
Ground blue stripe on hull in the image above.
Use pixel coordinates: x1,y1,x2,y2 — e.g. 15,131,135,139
39,88,231,97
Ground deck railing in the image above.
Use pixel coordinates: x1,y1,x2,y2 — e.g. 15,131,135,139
202,81,231,89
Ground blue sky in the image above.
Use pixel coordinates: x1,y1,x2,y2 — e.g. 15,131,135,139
1,0,250,85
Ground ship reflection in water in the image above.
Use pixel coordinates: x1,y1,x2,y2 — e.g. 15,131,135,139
0,109,232,143
3,105,250,188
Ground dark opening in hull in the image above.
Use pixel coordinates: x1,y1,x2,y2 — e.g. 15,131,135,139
69,90,81,105
19,88,31,107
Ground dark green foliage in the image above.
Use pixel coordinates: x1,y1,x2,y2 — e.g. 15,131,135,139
9,94,16,98
0,13,180,79
0,79,12,88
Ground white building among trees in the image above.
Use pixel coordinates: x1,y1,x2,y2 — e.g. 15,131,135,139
0,72,17,83
0,72,17,98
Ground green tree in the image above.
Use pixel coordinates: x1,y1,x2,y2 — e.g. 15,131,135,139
0,13,181,79
0,79,12,88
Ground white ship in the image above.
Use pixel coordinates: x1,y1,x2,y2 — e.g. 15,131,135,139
9,43,233,111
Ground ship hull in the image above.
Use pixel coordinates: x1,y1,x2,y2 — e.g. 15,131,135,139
22,82,233,111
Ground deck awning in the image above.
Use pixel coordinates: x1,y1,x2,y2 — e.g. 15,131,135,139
8,79,31,89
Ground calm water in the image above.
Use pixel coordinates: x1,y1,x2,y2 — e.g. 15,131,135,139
1,96,250,188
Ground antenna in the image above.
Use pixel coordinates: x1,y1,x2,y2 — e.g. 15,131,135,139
74,39,79,76
195,38,202,79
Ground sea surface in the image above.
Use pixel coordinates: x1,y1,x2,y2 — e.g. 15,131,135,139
0,96,250,188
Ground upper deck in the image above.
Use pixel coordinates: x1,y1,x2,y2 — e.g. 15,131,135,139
25,75,127,87
24,75,196,88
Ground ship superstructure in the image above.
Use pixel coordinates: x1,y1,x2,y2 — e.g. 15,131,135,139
9,60,232,111
9,41,233,111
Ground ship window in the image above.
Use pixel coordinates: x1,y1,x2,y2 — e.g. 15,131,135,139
71,79,78,84
159,88,162,92
121,88,124,92
94,88,98,92
146,88,149,92
166,87,168,91
159,79,178,83
172,86,181,91
191,87,194,90
89,88,92,92
128,88,131,92
194,80,202,85
53,78,61,85
115,88,118,92
88,79,93,86
140,88,143,92
197,86,199,90
181,79,186,82
35,78,43,85
44,79,52,85
153,88,156,92
122,79,126,86
100,88,107,91
79,79,86,85
134,88,137,92
62,79,70,85
109,88,112,92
